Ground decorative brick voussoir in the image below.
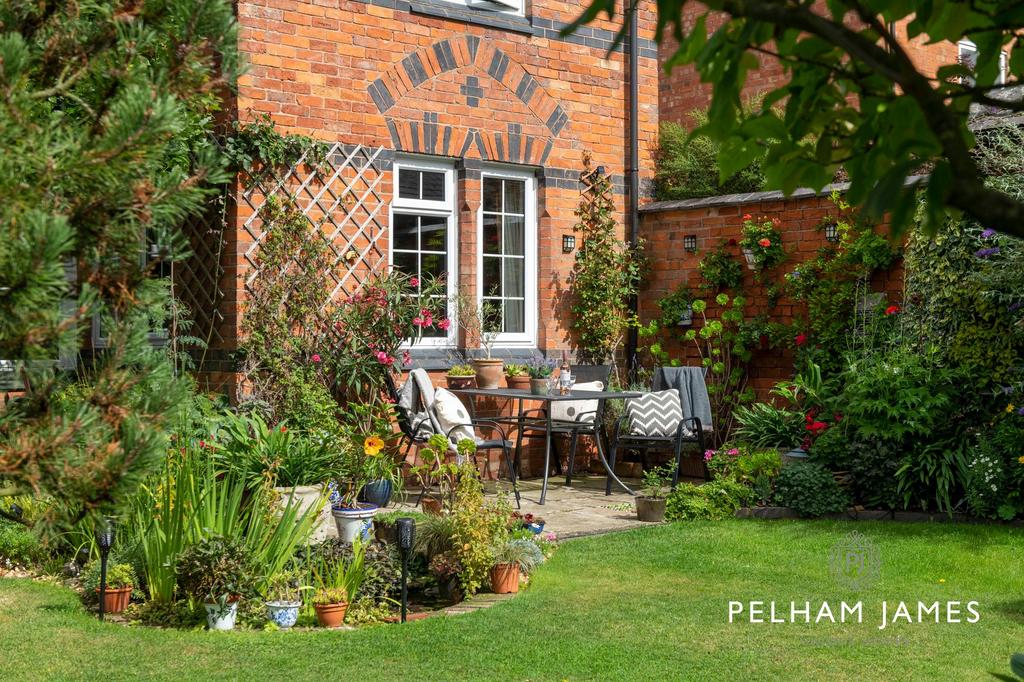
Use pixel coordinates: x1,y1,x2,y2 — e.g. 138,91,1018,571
368,35,568,137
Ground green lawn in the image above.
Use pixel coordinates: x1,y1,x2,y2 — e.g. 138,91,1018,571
3,520,1023,681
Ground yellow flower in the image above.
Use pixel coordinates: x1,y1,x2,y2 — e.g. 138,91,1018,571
938,578,946,584
1018,456,1024,465
363,435,385,456
1007,403,1016,414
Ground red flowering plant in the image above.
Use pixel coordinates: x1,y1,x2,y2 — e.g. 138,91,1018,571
738,215,786,274
326,270,447,405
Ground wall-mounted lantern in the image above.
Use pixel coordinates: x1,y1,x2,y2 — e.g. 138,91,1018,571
683,235,698,253
562,234,576,253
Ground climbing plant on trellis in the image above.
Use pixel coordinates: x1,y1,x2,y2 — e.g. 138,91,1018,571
240,143,390,307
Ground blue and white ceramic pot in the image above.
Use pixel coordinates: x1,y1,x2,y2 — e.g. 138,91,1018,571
265,600,301,629
331,503,378,544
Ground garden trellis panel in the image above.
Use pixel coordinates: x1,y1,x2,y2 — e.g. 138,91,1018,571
239,143,391,307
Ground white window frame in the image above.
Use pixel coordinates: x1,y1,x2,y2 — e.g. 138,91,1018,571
390,156,457,348
958,39,1007,85
476,166,537,348
440,0,525,17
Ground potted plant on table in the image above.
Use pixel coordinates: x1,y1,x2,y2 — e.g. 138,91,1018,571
82,562,136,615
312,540,366,628
490,538,544,594
526,357,555,396
175,535,256,631
504,363,531,390
454,293,503,389
635,464,674,522
445,363,477,390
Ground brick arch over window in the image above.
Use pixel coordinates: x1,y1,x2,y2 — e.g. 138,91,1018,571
367,35,569,164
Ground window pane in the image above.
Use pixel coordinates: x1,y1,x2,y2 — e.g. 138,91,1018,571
420,215,447,251
482,214,501,254
482,256,501,295
504,299,524,334
483,177,501,212
504,179,525,214
421,252,447,281
503,215,524,256
393,213,418,251
398,169,420,200
503,258,524,297
482,300,503,332
393,251,417,277
421,171,445,202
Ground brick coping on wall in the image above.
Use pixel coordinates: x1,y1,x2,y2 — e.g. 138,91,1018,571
638,176,928,215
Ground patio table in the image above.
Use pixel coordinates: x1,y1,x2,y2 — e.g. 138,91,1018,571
450,387,641,505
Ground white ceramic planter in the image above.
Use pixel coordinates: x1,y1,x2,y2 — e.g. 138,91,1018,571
331,503,378,544
205,601,238,631
265,600,302,629
274,484,334,543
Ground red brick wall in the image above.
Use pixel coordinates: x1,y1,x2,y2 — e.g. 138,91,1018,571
639,191,904,397
223,0,661,359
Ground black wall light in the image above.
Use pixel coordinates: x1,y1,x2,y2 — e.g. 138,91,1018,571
824,222,840,243
683,235,698,253
562,234,576,253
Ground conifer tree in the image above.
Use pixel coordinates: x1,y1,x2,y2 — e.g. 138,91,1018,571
0,0,238,529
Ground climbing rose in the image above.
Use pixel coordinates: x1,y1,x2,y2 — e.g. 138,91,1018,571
795,333,808,346
311,353,321,363
885,305,901,316
743,214,752,220
727,238,738,246
758,238,771,248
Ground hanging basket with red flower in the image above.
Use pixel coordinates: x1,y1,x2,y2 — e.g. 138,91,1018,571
739,215,786,272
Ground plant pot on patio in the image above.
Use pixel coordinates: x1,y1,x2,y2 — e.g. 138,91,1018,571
360,479,393,508
490,563,520,594
274,483,333,543
472,358,504,389
331,503,378,544
635,496,667,522
421,495,443,516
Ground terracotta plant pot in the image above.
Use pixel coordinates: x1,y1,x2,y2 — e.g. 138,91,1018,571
96,586,132,614
446,375,476,390
490,563,520,594
506,374,531,390
472,358,504,389
530,378,549,396
635,496,667,522
314,602,348,628
421,495,443,516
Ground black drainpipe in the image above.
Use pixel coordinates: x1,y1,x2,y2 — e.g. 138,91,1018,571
625,0,640,382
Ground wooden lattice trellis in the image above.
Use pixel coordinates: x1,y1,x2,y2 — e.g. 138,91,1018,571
174,192,228,349
240,144,390,304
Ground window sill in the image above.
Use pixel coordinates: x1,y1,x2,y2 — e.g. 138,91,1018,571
405,0,534,35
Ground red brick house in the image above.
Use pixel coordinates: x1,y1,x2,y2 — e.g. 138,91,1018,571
203,0,660,387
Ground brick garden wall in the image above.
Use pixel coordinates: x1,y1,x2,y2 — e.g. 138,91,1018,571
639,187,905,398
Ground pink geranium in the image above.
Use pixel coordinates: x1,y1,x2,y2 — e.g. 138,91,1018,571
758,238,771,248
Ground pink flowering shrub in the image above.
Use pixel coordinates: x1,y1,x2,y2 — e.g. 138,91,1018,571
327,270,446,404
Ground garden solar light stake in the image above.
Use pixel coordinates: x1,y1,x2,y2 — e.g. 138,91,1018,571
95,517,115,622
396,517,416,623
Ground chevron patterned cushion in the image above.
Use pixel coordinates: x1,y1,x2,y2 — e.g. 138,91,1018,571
625,390,683,437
